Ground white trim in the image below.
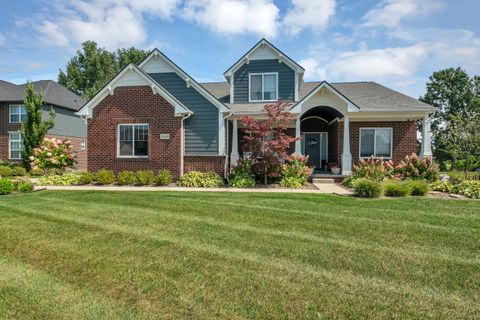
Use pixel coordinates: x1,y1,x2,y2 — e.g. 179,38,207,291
117,123,149,158
300,116,329,123
8,131,22,160
230,73,234,103
359,127,393,160
138,49,230,113
76,64,192,119
9,104,27,123
218,112,226,155
420,114,433,158
248,72,278,102
294,74,299,102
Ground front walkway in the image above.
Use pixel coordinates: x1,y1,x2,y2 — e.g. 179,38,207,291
36,185,353,195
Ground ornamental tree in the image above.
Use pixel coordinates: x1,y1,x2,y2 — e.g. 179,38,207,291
239,102,300,184
30,137,76,174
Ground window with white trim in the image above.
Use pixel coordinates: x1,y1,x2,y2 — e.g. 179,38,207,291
9,132,23,159
249,73,278,102
360,128,392,158
118,124,149,157
9,104,28,123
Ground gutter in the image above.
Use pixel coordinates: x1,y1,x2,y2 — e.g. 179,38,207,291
180,111,193,177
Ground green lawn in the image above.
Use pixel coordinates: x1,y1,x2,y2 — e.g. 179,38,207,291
0,191,479,319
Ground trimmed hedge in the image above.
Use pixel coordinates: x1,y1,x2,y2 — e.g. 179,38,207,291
117,171,137,186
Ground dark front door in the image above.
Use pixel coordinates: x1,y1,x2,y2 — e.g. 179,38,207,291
304,132,328,169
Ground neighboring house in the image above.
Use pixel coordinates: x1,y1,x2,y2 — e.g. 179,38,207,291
0,80,87,169
77,39,434,178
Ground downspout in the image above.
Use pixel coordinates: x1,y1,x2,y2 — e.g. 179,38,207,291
180,112,193,177
224,111,234,179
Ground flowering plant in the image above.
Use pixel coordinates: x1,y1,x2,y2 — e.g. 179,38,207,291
393,153,439,182
30,137,76,173
353,156,394,181
280,153,313,188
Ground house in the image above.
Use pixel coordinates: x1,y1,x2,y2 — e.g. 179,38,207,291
0,80,87,169
77,39,434,178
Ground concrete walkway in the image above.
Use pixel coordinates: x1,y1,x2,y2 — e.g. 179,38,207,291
36,184,353,195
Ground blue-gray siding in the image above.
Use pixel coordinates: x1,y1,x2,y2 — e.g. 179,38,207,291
149,72,218,154
43,105,87,138
233,59,295,103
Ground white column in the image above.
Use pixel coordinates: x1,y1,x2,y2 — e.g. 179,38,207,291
230,118,240,166
341,116,352,175
420,114,433,158
295,117,301,154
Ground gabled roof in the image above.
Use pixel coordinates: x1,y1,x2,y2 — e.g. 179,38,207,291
0,80,84,111
138,49,231,113
76,63,192,118
223,38,305,80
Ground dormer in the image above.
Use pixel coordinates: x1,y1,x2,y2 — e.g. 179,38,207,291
224,39,305,104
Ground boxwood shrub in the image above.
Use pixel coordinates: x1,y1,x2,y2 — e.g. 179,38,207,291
0,178,14,195
76,172,94,185
155,169,173,186
136,170,154,185
94,169,116,185
383,180,410,197
354,178,383,198
117,171,137,185
0,166,14,177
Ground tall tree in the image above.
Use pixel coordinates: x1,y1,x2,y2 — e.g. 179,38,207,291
20,82,55,171
58,41,148,100
420,67,480,161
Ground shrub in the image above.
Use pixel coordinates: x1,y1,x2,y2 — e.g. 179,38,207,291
179,171,224,188
229,173,256,188
430,181,453,192
117,171,137,185
13,177,34,192
408,180,429,196
383,180,410,197
451,181,480,199
448,172,464,185
94,169,116,185
353,156,394,181
37,174,82,186
155,169,173,186
354,178,383,198
30,137,76,173
280,154,312,188
12,166,27,176
341,176,357,188
0,166,14,177
0,178,14,195
136,170,154,185
76,172,94,185
394,153,439,182
30,167,44,176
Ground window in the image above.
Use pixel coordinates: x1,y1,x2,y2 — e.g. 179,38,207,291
249,73,278,102
9,132,22,159
360,128,392,158
9,104,28,123
118,124,149,157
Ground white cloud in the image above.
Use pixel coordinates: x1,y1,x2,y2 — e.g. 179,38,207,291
182,0,279,37
36,21,69,47
299,58,327,80
362,0,446,29
283,0,335,36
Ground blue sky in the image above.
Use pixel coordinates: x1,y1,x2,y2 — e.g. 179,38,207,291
0,0,479,98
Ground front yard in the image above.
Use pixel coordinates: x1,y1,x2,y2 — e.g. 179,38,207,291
0,191,479,319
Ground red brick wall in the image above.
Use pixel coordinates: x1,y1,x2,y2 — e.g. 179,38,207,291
184,155,226,177
87,86,183,178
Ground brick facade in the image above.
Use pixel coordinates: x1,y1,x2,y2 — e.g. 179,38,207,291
87,86,185,178
184,155,226,177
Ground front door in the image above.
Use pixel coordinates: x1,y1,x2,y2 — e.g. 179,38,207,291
303,132,328,169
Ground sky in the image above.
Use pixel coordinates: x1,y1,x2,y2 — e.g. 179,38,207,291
0,0,479,98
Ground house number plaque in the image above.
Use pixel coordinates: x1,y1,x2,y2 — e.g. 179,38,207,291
160,133,170,140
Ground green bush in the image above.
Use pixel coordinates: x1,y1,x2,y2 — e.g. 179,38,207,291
451,181,480,199
383,180,410,197
429,181,453,192
0,166,14,177
30,167,44,176
136,170,154,185
12,166,26,176
179,171,224,188
279,154,312,188
13,177,34,192
76,172,94,185
354,178,383,198
229,172,256,188
37,174,82,186
280,176,305,188
0,178,14,195
341,176,357,188
408,180,429,196
94,169,116,185
448,172,464,185
155,169,173,186
117,171,137,185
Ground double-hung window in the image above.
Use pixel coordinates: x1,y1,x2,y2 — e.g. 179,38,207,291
9,132,22,160
249,72,278,102
9,104,28,123
118,124,149,157
360,128,392,159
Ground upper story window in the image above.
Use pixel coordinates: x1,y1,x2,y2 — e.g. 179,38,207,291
9,104,28,123
249,72,278,102
360,128,393,159
118,124,149,158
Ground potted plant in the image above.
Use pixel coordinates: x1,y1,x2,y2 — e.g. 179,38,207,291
329,162,341,175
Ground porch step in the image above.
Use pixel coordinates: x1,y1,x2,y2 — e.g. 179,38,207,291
312,178,335,184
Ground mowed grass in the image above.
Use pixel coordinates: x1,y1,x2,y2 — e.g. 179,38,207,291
0,191,479,319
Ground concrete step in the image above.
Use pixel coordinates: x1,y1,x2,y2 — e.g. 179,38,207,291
312,178,335,184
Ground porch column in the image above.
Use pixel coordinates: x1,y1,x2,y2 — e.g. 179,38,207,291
230,118,240,166
341,116,352,175
420,114,433,158
295,117,301,154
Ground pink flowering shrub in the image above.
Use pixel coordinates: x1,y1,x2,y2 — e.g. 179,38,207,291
280,154,313,188
30,137,76,174
393,153,439,182
353,156,394,181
